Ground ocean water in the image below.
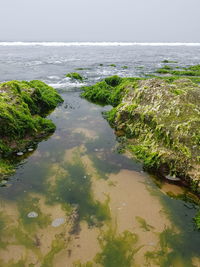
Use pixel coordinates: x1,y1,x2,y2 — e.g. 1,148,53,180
0,44,200,267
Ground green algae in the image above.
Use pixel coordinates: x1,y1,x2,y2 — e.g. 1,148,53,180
0,80,63,179
156,64,200,77
47,151,110,227
41,238,67,267
81,71,200,199
194,210,200,229
135,216,155,232
0,259,27,267
145,183,200,266
89,153,121,180
109,64,116,67
81,76,139,106
94,228,140,267
75,227,141,267
66,72,84,81
0,212,10,249
17,196,51,232
144,227,196,267
74,261,94,267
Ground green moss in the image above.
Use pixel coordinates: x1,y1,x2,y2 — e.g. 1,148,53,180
104,76,122,87
122,66,128,69
156,64,200,77
129,144,162,169
194,211,200,229
82,74,200,192
81,77,139,106
104,107,118,126
66,72,84,81
109,64,116,67
0,80,63,180
0,160,14,180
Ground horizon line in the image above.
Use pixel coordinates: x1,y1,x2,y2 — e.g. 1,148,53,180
0,41,200,47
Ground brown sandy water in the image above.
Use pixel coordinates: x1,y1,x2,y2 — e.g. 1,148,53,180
0,92,200,267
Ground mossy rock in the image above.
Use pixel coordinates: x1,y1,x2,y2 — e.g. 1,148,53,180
81,76,140,106
0,80,63,179
66,72,84,81
82,73,200,194
162,60,178,63
156,64,200,77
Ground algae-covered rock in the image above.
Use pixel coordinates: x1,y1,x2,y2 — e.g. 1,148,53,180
66,72,84,81
0,80,63,179
81,75,139,106
82,75,200,193
156,64,200,77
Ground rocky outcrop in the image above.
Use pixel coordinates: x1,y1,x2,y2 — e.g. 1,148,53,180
0,80,63,179
82,76,200,193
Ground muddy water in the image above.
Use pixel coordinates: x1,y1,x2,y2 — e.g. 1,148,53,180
0,92,200,267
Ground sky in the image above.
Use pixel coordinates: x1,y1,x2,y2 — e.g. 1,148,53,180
0,0,200,42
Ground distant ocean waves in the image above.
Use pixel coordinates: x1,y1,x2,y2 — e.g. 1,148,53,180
0,42,200,47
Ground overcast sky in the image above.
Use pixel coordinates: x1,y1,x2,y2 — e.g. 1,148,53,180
0,0,200,42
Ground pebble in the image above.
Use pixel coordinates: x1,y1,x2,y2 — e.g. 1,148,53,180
28,148,34,152
17,152,24,156
1,180,7,185
27,211,38,218
165,175,181,181
51,218,65,227
83,175,87,179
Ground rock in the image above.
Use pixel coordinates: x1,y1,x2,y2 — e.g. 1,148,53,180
27,211,38,218
51,218,65,227
165,175,181,181
28,148,34,152
0,180,8,186
17,152,24,156
0,80,63,178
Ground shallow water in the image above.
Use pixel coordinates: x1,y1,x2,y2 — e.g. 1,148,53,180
0,45,200,266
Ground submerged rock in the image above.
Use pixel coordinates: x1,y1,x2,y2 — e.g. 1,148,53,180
27,211,38,218
16,152,24,156
66,72,84,81
165,175,181,182
51,218,65,227
0,180,8,186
